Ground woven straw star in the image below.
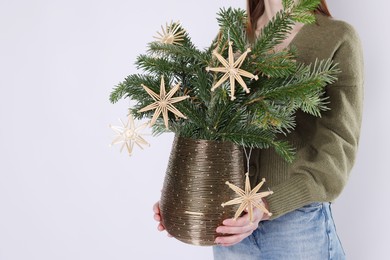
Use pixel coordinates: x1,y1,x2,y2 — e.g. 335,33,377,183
221,173,273,222
138,76,189,129
153,21,185,45
109,114,149,156
206,41,258,100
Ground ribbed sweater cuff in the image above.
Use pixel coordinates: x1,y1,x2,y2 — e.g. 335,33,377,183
266,175,317,220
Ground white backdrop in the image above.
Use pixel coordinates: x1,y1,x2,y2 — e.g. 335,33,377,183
0,0,388,259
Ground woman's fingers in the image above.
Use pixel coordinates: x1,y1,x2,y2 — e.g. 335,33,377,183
153,201,164,230
153,201,160,214
222,215,250,227
221,208,263,227
157,223,165,231
215,231,253,246
216,221,258,235
152,201,172,237
154,213,161,222
214,208,263,246
153,202,162,223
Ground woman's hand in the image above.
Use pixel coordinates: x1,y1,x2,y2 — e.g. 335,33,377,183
154,200,270,244
153,201,172,237
215,202,270,247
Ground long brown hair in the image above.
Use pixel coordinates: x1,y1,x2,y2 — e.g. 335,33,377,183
246,0,332,40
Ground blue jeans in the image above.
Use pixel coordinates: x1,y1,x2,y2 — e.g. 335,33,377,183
213,202,346,260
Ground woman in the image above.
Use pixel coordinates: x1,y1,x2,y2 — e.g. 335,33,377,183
154,0,364,259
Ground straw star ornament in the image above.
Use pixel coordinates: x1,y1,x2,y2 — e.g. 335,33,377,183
153,21,185,45
109,114,149,156
138,76,190,129
206,41,259,100
221,173,273,222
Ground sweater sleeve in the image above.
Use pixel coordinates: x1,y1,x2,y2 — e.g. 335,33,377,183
265,24,364,219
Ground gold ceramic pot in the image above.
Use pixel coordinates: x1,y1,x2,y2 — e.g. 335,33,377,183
160,136,244,246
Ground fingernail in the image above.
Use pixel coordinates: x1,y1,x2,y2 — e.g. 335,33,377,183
223,219,230,225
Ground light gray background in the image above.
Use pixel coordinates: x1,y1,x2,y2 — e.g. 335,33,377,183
0,0,388,259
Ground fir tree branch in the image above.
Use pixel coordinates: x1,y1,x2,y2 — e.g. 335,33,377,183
175,100,209,131
189,68,213,105
218,126,295,162
252,11,294,55
253,50,297,78
135,54,194,78
294,0,321,13
216,7,248,52
147,42,208,64
253,100,298,133
109,74,160,104
109,82,129,104
254,59,339,101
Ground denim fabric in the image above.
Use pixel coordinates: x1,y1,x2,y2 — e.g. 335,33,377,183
213,202,345,260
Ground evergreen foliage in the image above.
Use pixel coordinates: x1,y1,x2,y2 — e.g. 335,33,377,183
109,1,339,163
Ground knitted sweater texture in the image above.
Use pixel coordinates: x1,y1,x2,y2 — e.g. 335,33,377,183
249,14,364,219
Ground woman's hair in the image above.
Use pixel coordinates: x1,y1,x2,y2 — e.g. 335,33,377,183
246,0,332,40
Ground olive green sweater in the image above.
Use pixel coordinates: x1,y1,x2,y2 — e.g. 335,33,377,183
248,14,364,219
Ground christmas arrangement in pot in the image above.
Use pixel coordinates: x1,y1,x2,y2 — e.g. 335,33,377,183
109,0,339,246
